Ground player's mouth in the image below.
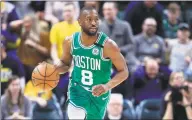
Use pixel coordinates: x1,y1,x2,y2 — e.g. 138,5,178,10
90,27,97,31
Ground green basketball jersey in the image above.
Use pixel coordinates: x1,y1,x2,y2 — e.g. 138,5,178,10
68,32,112,119
70,32,112,91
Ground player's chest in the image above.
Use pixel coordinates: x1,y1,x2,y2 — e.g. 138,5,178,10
72,52,101,71
72,46,101,59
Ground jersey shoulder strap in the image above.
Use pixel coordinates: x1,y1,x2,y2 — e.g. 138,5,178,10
73,32,80,47
71,32,80,55
94,32,108,48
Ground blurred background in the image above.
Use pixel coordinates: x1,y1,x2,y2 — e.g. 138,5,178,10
1,1,192,120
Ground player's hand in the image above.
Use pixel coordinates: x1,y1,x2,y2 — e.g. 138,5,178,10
53,60,70,74
53,60,62,69
92,84,110,97
53,58,61,66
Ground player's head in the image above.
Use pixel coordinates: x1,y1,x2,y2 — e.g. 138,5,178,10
78,6,99,36
103,2,118,21
142,17,157,36
63,2,76,22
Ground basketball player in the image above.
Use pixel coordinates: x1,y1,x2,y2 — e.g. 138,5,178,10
55,7,129,119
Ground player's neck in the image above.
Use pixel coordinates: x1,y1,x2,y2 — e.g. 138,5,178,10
81,32,98,47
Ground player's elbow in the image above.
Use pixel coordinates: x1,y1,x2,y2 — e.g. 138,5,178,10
120,68,129,82
123,68,129,81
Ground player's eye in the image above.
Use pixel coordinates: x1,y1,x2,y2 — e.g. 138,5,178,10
86,18,91,22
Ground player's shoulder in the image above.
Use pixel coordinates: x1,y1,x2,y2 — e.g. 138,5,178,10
64,36,73,45
65,36,73,41
64,32,80,43
104,38,120,53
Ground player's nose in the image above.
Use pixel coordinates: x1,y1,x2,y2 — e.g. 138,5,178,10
91,20,97,26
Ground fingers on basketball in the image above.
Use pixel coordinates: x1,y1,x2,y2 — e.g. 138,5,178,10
32,62,60,92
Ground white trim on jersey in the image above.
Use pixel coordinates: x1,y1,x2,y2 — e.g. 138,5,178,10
78,32,102,49
70,34,74,55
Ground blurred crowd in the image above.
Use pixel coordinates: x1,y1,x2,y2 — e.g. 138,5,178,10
1,1,192,120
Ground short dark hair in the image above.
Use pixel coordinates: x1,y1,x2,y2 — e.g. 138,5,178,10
79,6,97,18
81,6,96,13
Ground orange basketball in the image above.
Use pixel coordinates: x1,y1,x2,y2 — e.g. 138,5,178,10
32,62,60,92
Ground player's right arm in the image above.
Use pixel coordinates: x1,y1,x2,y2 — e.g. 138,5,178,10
54,36,73,74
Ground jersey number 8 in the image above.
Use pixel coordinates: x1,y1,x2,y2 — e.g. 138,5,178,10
81,70,93,86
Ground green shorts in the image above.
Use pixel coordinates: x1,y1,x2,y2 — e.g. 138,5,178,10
68,81,110,119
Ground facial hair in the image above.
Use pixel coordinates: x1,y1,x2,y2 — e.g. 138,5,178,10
82,25,98,36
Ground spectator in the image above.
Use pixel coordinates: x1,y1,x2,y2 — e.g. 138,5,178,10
163,2,181,39
50,3,81,64
10,14,51,82
124,1,164,36
44,2,80,25
1,40,25,94
99,2,133,55
167,23,192,72
131,59,171,105
1,1,19,56
24,80,63,119
1,1,19,28
1,75,32,119
105,93,129,120
124,45,139,73
35,11,50,33
161,72,192,120
133,18,166,65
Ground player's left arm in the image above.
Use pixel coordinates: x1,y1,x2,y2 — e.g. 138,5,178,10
92,39,129,96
